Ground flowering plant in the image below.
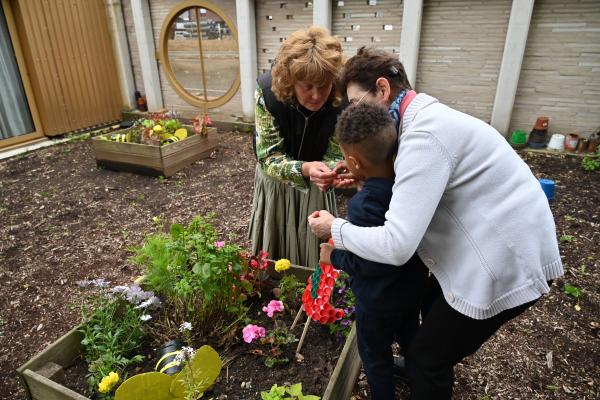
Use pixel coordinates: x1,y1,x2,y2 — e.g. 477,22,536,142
274,258,291,272
133,214,254,341
244,299,296,367
77,282,159,397
101,111,193,146
98,372,119,394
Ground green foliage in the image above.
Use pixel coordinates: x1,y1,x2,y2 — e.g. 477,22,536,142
564,283,583,300
261,383,320,400
581,144,600,171
559,235,575,243
132,215,253,339
547,384,559,392
263,326,296,368
582,156,599,171
276,274,305,306
78,295,146,396
115,346,221,400
328,272,356,339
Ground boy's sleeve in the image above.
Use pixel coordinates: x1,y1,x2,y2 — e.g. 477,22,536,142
254,87,309,191
331,248,398,279
331,187,398,278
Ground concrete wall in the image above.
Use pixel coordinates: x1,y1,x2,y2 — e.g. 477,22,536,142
509,0,600,137
118,0,600,137
416,0,511,123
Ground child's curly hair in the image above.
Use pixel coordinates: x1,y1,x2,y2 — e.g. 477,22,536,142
271,26,343,106
335,102,398,166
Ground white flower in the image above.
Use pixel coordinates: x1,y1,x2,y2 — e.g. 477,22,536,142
135,296,162,310
179,322,193,332
140,314,152,321
175,346,196,362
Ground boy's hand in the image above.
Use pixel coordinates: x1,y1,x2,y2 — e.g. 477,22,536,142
320,243,334,264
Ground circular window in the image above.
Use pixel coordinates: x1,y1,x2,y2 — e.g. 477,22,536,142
159,1,240,109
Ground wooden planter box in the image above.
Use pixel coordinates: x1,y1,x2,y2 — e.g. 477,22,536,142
91,127,219,177
18,263,361,400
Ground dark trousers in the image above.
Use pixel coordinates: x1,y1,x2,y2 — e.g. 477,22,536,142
406,276,539,400
356,306,420,400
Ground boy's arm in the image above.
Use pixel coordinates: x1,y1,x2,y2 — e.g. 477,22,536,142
330,248,398,279
328,186,399,278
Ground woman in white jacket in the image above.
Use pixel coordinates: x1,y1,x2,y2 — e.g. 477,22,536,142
308,47,563,399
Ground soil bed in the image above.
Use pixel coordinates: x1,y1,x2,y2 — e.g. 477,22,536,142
0,132,598,400
63,293,344,399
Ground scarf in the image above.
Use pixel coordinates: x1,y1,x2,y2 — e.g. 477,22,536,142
388,89,408,134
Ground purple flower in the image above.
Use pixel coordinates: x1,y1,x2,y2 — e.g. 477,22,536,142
214,241,225,248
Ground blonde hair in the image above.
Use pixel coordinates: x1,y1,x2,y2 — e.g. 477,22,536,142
271,26,343,105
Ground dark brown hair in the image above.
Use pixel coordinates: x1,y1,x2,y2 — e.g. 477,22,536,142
335,102,397,166
340,46,411,96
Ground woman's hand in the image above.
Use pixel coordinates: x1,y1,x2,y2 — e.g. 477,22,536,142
332,160,357,189
302,162,337,192
320,242,333,264
308,210,335,240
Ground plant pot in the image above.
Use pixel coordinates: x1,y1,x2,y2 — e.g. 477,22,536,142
18,262,361,400
564,134,579,152
91,126,219,177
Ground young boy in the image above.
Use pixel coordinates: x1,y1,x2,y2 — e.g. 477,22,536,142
320,102,428,400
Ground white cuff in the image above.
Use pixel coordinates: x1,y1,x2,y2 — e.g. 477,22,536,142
331,218,349,250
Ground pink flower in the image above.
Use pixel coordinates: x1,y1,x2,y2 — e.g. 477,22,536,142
262,300,284,318
214,241,225,248
242,324,266,343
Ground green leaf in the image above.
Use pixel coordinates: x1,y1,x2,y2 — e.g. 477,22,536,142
170,345,222,398
170,224,184,239
115,372,173,400
287,383,302,397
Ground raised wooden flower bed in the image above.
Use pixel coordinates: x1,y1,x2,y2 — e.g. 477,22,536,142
91,127,219,178
18,262,361,400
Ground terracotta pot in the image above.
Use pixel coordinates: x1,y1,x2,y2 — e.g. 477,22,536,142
588,138,599,153
534,117,549,130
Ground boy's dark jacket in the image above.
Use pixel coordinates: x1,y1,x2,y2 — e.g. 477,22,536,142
330,177,427,312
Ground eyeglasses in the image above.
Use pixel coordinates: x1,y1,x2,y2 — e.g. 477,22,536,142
351,90,371,105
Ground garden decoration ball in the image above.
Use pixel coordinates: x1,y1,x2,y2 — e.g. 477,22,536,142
302,245,345,324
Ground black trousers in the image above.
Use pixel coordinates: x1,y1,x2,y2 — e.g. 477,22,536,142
406,275,540,400
357,306,420,400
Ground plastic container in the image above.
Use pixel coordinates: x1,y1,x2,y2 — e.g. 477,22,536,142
510,130,527,149
155,340,183,375
546,134,565,151
539,178,555,202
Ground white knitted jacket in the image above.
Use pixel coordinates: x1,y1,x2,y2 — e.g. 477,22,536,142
331,94,564,319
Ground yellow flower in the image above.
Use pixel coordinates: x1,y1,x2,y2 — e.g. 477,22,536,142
98,371,119,393
274,258,291,272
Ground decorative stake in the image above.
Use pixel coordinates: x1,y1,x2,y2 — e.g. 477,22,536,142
295,317,311,356
290,306,304,331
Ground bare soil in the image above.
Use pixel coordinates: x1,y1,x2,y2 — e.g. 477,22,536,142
0,132,598,399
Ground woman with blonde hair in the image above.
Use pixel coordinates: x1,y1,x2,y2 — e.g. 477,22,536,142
249,26,348,268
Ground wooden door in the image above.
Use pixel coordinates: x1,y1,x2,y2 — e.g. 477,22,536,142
12,0,122,136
